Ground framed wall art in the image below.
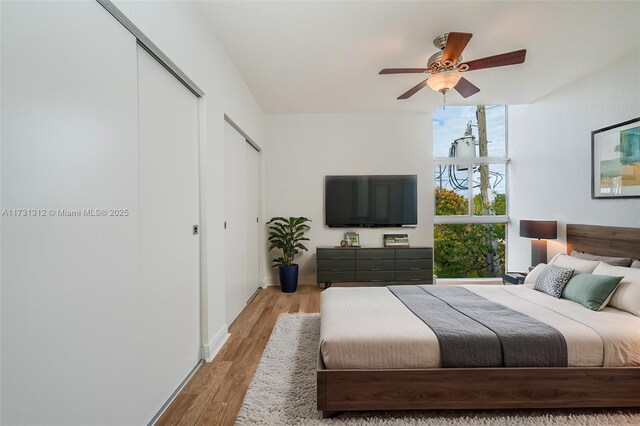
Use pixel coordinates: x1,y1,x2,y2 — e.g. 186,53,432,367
592,117,640,199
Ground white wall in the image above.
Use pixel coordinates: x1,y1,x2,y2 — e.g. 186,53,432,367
508,50,640,271
265,113,433,285
1,1,266,423
113,1,266,356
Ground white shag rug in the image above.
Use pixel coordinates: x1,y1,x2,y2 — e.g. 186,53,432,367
235,313,640,426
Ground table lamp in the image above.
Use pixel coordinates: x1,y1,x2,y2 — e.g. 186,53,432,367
519,220,558,266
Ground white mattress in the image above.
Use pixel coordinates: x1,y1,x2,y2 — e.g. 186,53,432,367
320,284,640,369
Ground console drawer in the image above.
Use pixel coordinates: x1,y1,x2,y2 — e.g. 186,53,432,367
356,259,395,271
356,270,395,282
317,249,355,260
317,259,355,272
396,249,433,259
317,271,356,283
396,269,433,281
356,249,395,260
396,258,433,270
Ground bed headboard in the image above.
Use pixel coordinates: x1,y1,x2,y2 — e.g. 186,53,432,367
566,224,640,260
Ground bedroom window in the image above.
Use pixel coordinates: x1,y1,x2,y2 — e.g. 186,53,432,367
433,105,508,279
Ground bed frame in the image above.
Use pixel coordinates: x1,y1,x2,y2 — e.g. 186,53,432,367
317,224,640,417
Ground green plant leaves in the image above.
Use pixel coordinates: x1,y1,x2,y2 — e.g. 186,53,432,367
267,216,311,267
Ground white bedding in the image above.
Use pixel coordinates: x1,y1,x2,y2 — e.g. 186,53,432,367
320,284,640,369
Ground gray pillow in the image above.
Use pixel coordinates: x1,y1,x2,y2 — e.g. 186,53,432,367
632,259,640,269
534,264,575,298
570,250,632,267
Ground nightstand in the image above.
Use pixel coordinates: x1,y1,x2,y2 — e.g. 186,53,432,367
503,272,527,285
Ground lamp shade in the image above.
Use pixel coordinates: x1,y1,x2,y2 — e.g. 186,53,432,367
426,70,462,93
520,220,557,239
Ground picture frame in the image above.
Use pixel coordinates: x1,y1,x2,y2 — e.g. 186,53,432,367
592,117,640,199
344,232,360,247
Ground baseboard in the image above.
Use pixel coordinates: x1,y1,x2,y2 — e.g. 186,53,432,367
202,325,230,363
263,279,317,287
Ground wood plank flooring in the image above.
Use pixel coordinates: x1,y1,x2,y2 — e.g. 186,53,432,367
156,285,321,426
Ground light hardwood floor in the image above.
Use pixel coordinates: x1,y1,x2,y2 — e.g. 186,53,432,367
156,285,322,426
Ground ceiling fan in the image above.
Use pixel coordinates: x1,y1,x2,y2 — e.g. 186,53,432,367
379,32,526,103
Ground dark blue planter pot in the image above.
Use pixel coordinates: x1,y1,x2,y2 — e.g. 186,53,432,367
279,264,299,293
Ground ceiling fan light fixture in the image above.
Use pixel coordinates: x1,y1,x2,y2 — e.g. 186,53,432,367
426,70,462,94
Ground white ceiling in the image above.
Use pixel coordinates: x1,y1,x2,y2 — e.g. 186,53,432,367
199,1,640,114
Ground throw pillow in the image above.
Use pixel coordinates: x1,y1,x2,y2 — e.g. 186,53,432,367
524,263,546,285
631,259,640,269
550,254,601,273
561,271,623,311
592,263,640,316
534,264,575,298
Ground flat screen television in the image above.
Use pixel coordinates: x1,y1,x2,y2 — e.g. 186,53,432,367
325,175,417,227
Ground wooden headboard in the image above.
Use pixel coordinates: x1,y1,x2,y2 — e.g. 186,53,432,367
566,224,640,260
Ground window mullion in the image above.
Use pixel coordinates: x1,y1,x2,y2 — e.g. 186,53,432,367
468,166,473,217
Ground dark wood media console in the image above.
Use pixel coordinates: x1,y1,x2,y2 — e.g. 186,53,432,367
316,246,433,288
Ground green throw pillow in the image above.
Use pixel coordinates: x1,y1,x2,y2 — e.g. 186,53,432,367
561,271,623,311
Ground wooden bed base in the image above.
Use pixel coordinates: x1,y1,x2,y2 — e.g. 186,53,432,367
317,224,640,417
317,356,640,417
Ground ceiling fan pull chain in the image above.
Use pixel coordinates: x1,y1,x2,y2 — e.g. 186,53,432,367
443,91,447,109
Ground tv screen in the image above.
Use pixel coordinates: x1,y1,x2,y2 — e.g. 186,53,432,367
325,175,417,227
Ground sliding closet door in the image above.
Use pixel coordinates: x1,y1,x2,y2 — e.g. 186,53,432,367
137,46,201,420
224,123,261,326
1,2,143,424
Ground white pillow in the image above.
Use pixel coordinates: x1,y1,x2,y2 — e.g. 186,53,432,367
550,254,601,273
592,263,640,316
632,259,640,269
524,263,547,285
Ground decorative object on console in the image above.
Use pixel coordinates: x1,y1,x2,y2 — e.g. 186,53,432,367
520,220,558,267
267,216,311,293
592,117,640,199
383,233,410,247
344,232,360,247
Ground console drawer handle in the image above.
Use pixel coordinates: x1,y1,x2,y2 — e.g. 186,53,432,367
371,268,382,271
410,268,421,270
330,269,343,272
409,278,421,281
371,279,383,282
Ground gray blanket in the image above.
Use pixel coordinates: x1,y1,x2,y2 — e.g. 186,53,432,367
387,286,567,368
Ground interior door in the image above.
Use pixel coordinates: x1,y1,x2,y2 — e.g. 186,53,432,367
245,144,261,302
137,46,201,421
224,122,261,326
1,2,143,424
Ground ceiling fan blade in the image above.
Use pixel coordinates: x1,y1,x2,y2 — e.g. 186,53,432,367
379,68,428,74
398,78,429,99
454,77,480,98
460,49,527,72
442,32,473,63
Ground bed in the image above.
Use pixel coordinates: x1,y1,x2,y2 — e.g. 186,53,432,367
317,224,640,417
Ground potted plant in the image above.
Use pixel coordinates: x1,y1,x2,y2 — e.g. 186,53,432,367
267,216,311,293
